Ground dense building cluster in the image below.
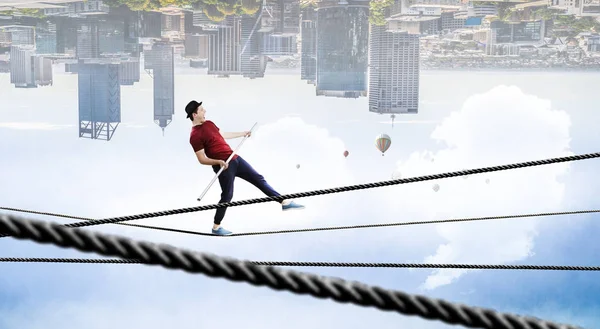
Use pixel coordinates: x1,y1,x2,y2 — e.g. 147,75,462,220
0,0,597,141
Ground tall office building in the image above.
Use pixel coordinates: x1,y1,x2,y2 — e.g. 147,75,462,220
10,45,35,88
262,34,297,55
315,5,369,98
55,17,77,54
207,17,241,76
192,11,212,27
118,59,140,85
32,55,53,86
9,45,53,88
140,11,162,38
99,18,125,54
145,42,174,134
300,7,317,82
76,21,100,59
1,25,35,46
35,25,57,54
240,14,266,79
123,11,141,58
78,61,121,141
368,26,420,115
266,0,300,34
184,33,209,58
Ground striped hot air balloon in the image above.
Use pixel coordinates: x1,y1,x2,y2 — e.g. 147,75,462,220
375,134,392,156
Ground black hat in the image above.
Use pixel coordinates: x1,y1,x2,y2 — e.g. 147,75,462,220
185,100,202,119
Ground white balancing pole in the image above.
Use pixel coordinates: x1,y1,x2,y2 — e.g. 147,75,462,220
196,122,258,202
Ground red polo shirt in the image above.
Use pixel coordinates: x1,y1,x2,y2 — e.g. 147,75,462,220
190,120,238,161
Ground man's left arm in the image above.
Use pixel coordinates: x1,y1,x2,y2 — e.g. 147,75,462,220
220,131,251,139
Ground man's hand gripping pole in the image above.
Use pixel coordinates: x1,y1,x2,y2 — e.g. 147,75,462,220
196,122,258,202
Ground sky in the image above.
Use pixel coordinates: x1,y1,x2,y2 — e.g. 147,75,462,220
1,69,600,329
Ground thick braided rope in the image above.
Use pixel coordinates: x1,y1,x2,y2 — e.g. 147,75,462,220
62,152,600,229
0,207,155,239
2,257,600,271
0,213,580,329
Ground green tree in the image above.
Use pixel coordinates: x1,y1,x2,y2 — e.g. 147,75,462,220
0,8,45,18
370,0,393,26
216,2,237,15
203,3,226,21
531,7,560,20
553,15,600,37
241,0,260,15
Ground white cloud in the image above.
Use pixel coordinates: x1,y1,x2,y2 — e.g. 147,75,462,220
0,266,450,329
382,85,572,289
68,85,573,292
0,122,74,130
188,115,356,239
89,116,356,256
0,78,581,329
377,119,439,125
120,123,149,128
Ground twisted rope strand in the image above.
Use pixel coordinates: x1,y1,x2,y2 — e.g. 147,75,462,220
0,213,581,329
1,153,598,237
63,152,600,228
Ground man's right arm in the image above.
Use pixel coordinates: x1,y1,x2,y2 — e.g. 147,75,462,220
195,149,223,166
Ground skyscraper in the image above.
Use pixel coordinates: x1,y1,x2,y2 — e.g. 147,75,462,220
32,56,53,86
300,7,317,83
140,11,162,38
76,21,100,59
117,59,140,85
145,42,174,134
184,33,209,58
262,34,297,55
35,24,57,54
9,45,36,88
315,4,369,98
368,26,420,115
9,45,53,88
207,17,241,76
240,14,266,79
78,61,121,141
1,25,35,46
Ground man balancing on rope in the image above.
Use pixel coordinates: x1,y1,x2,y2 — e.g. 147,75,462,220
185,100,305,236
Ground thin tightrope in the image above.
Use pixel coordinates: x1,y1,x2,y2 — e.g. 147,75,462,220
120,209,600,237
2,206,598,238
0,151,598,236
0,213,583,329
2,257,600,271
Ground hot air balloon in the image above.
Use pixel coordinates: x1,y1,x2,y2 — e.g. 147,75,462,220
432,184,440,192
296,164,300,169
343,150,349,158
375,134,391,156
485,178,490,184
